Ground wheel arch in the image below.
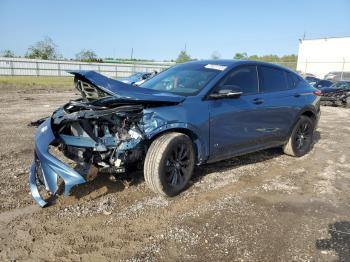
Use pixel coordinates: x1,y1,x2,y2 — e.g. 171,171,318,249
299,108,317,121
287,106,318,139
147,125,208,164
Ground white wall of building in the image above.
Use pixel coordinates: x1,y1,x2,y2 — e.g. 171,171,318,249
297,37,350,78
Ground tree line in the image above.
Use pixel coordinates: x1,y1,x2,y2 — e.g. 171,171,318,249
0,37,297,64
1,37,102,62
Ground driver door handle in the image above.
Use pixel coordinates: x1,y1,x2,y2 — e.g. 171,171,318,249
253,98,264,105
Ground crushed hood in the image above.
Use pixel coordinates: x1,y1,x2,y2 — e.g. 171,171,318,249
69,70,185,103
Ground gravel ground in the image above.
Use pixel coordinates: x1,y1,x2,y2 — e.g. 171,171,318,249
0,84,349,261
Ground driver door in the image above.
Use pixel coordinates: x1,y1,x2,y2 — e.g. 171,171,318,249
207,65,269,162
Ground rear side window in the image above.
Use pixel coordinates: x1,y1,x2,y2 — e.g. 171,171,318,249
287,72,301,89
259,66,289,92
219,65,258,94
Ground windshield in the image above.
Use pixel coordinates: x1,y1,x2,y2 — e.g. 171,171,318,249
330,82,350,89
140,63,223,96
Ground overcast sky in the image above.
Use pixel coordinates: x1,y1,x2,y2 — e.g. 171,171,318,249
1,0,349,60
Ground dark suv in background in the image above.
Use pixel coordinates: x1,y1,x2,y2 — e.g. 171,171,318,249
30,60,321,206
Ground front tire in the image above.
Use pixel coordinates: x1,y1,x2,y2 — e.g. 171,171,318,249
144,132,195,197
283,116,315,157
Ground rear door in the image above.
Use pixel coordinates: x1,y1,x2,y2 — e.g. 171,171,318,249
256,65,301,141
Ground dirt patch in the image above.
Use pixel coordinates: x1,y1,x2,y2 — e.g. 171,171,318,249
0,85,349,261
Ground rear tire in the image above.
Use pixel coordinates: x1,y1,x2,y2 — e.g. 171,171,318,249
283,116,315,157
144,132,195,197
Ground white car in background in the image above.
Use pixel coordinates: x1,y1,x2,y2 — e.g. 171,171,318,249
120,71,158,85
324,71,350,81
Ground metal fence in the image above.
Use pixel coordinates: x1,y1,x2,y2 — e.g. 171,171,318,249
1,57,349,81
0,57,173,78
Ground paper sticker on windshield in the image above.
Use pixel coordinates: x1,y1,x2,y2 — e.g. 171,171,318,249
204,64,227,71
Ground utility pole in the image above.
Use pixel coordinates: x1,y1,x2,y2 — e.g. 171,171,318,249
184,43,187,52
131,47,135,74
341,58,345,80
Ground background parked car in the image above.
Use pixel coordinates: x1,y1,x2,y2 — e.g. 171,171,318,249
305,75,320,86
313,79,334,89
120,71,157,85
324,71,350,81
320,81,350,107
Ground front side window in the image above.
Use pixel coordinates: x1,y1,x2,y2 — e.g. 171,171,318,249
217,65,258,95
140,63,222,96
259,66,289,92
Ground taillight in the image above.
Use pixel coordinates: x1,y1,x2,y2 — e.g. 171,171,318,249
313,90,322,96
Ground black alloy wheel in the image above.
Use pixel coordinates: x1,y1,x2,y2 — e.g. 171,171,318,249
165,143,192,188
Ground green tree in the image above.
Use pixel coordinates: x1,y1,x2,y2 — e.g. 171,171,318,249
75,49,99,62
237,53,298,70
25,37,60,60
248,55,259,60
1,49,15,58
280,54,298,62
211,51,221,59
233,52,247,60
176,50,191,63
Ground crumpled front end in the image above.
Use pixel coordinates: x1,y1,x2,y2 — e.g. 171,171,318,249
29,71,184,207
29,98,148,207
30,118,86,207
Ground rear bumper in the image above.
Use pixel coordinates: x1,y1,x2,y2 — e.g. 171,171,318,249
29,118,86,207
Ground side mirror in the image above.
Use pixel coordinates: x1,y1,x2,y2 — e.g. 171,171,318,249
209,85,243,99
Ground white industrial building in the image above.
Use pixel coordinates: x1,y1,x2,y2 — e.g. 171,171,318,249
296,36,350,79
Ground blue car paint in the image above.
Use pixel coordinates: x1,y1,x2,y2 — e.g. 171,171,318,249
142,98,210,163
30,118,86,207
30,60,320,206
69,70,185,103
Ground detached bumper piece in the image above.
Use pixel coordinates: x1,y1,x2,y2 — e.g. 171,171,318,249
29,118,86,207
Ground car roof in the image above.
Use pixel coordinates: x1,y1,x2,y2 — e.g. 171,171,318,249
184,59,295,73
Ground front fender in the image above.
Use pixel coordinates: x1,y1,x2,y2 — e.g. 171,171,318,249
147,123,209,164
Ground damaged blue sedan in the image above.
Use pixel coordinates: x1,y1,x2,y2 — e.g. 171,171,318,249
30,60,321,206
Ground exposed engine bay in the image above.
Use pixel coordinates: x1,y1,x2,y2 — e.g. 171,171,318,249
52,98,146,174
52,73,181,174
